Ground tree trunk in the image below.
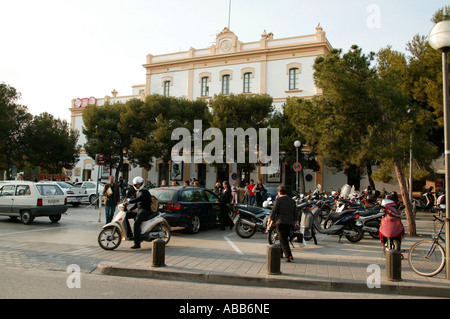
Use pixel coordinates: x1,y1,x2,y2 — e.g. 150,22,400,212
366,164,376,191
393,159,416,236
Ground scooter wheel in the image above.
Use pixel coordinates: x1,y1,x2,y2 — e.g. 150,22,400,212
345,226,364,243
98,227,122,250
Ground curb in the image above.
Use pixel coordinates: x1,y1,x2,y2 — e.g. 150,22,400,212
96,262,450,298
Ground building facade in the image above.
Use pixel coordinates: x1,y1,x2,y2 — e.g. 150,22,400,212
69,26,401,193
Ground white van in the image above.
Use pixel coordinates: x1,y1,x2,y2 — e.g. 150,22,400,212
0,181,68,224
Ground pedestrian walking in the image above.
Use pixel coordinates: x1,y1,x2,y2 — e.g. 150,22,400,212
268,185,299,262
103,175,120,223
242,182,249,204
254,178,266,207
247,179,255,206
219,181,234,230
231,182,239,204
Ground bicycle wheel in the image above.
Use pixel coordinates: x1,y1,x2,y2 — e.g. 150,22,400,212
408,239,445,277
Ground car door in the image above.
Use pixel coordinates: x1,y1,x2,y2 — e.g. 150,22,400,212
0,184,16,215
203,189,221,224
179,189,201,223
190,189,212,225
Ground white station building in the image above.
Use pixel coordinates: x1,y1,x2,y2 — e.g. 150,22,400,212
69,26,403,193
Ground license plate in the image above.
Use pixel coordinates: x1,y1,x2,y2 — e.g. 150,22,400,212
48,199,59,204
233,216,240,224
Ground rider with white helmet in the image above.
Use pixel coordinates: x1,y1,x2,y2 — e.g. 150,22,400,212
123,176,155,249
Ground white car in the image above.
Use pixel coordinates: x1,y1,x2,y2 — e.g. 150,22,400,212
42,181,88,207
0,181,68,224
73,181,105,204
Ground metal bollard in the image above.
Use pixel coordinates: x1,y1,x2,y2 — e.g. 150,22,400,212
385,249,402,281
151,239,166,267
266,244,282,275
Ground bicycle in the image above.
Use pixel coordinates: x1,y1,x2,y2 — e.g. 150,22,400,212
408,215,446,277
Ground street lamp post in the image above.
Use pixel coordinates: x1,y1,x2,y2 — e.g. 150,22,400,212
429,20,450,280
294,140,301,194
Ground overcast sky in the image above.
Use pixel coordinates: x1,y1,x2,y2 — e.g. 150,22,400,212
0,0,444,122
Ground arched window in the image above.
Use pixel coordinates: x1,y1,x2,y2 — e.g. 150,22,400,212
222,75,230,95
163,81,170,96
201,77,209,97
243,72,252,93
289,68,299,90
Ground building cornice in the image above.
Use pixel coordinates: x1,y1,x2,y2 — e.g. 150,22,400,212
143,28,332,72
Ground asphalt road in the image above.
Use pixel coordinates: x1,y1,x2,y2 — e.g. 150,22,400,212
0,205,442,301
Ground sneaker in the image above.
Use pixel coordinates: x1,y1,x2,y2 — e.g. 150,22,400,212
286,256,294,262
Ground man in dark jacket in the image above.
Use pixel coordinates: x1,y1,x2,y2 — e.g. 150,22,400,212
103,176,120,224
123,176,157,249
268,185,299,262
219,181,233,230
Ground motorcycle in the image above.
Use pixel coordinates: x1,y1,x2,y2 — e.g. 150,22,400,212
305,203,364,243
233,204,271,238
356,207,384,239
379,199,404,256
98,203,171,250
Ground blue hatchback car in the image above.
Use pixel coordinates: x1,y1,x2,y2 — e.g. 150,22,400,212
150,186,221,234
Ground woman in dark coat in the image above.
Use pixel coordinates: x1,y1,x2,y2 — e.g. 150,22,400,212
219,181,233,230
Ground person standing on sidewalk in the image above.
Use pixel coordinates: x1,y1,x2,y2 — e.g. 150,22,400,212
247,179,255,206
103,176,120,224
268,185,299,262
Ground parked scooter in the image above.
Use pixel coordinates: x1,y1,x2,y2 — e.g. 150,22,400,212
379,199,404,256
233,204,271,238
98,203,171,250
357,207,384,239
304,203,364,243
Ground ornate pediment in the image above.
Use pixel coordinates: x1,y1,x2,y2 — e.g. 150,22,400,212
216,27,239,54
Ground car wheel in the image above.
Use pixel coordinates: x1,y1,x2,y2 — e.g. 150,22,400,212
20,211,34,225
187,214,201,234
49,214,61,223
89,194,97,205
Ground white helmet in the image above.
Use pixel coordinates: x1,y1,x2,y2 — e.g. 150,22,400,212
132,176,144,191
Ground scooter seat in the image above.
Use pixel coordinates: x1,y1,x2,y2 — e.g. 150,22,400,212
359,209,380,217
328,209,356,221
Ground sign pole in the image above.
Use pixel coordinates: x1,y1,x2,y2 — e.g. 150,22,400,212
95,154,105,222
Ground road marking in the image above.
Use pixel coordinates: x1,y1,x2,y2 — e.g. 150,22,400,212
0,224,87,237
224,233,244,255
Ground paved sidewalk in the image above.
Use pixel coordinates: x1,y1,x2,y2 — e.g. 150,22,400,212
0,209,448,298
97,211,450,298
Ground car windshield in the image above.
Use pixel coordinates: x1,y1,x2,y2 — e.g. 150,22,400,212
56,182,73,188
149,188,178,202
36,185,64,196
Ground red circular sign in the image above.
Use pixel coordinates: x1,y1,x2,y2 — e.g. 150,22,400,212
96,154,105,166
293,162,302,172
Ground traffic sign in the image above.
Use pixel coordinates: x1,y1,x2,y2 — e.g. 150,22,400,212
293,162,302,172
96,154,105,166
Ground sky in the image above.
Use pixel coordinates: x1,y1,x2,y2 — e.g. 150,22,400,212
0,0,445,123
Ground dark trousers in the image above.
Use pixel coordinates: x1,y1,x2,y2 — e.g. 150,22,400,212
277,223,293,258
105,203,116,224
125,211,156,245
219,205,233,229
